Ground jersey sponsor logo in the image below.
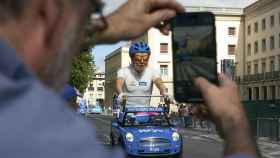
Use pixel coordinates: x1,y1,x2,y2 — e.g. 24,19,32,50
138,81,147,86
138,129,164,133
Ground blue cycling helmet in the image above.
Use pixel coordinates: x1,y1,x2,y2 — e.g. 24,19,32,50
129,42,151,57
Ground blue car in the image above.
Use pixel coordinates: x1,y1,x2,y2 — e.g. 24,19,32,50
89,105,103,114
110,107,183,158
78,100,87,114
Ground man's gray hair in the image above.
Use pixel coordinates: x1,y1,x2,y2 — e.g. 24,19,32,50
0,0,83,22
0,0,30,21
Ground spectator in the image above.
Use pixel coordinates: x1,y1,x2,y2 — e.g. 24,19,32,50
61,84,79,109
0,0,259,158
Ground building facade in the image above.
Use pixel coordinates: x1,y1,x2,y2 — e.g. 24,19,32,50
104,6,244,105
104,43,130,108
148,7,243,104
83,71,105,108
236,0,280,101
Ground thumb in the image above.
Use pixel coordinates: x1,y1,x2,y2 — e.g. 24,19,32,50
194,77,215,96
149,9,176,27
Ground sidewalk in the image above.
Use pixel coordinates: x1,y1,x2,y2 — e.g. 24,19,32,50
179,126,280,158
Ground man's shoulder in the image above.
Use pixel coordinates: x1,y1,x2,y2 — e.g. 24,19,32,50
144,66,160,77
118,66,131,71
0,76,115,157
144,65,158,72
117,66,132,76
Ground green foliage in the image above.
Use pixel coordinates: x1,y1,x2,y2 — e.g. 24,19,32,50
70,52,95,93
69,18,97,94
69,19,97,94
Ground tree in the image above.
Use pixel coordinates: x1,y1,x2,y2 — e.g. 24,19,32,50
69,21,96,93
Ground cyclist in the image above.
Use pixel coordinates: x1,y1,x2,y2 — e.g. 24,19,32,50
116,41,170,107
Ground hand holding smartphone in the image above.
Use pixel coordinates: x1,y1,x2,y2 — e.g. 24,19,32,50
171,12,218,103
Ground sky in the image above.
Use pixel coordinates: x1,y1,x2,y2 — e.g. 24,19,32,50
92,0,258,72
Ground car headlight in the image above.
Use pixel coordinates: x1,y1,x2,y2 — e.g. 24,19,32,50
126,132,134,142
172,132,180,141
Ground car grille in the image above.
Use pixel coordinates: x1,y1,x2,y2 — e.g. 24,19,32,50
139,138,171,148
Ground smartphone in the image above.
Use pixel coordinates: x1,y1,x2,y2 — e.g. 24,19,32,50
171,12,218,103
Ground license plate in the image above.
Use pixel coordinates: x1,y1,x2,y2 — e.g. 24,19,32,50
149,148,160,152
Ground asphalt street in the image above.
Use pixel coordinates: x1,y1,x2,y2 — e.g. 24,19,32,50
87,114,224,158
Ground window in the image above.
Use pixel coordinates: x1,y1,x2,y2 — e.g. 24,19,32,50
254,41,258,54
279,12,280,25
261,61,266,73
270,86,276,100
262,86,267,100
279,33,280,48
160,43,168,53
278,86,280,98
88,87,95,91
247,43,251,56
262,18,266,31
228,27,236,36
254,87,259,100
270,59,275,72
270,15,275,27
247,25,251,35
270,36,275,50
228,45,236,55
254,63,258,74
262,39,266,52
247,63,251,75
248,88,252,100
279,56,280,71
97,87,103,91
254,22,258,33
160,65,168,76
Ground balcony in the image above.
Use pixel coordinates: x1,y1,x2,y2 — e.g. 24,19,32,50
238,71,280,83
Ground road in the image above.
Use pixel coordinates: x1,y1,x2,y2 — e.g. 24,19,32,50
87,114,224,158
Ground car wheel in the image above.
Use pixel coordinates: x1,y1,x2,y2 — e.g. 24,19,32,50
125,154,133,158
172,152,183,158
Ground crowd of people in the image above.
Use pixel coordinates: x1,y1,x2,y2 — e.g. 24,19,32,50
177,104,214,132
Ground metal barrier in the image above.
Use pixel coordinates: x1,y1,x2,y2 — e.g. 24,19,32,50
242,101,280,141
249,117,280,141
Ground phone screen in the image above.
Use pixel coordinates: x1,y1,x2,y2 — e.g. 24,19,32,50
172,12,218,102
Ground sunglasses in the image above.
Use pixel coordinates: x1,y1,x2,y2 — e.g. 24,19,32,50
133,54,150,63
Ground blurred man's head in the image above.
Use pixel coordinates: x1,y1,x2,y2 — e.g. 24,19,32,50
129,42,151,73
0,0,102,90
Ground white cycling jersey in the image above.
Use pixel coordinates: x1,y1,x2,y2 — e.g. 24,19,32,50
117,65,161,106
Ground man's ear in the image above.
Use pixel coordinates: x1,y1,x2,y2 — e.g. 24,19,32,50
37,0,62,46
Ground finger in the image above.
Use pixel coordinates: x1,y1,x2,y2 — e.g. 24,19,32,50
194,77,216,95
218,73,236,88
150,0,185,13
91,17,107,31
149,9,176,27
157,24,171,35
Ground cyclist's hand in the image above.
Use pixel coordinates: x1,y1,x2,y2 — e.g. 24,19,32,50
117,93,127,103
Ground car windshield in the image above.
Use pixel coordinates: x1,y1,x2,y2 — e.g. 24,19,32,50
124,112,170,127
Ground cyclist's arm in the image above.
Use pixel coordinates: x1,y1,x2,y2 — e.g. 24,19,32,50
116,78,125,95
154,78,167,95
